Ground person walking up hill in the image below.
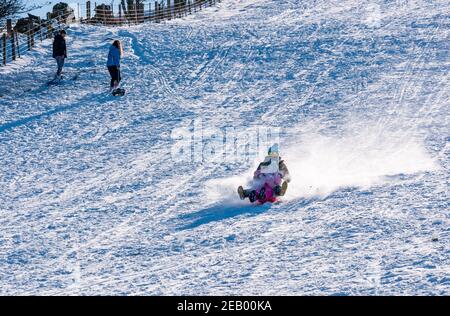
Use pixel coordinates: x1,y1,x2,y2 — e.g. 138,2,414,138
53,30,67,80
107,40,123,89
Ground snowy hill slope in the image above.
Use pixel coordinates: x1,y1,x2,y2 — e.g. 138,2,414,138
0,0,448,295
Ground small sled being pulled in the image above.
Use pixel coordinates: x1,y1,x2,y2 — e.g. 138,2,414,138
112,88,126,97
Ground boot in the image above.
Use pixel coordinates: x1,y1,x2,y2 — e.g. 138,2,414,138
248,190,257,203
258,187,266,200
277,181,287,196
238,186,246,200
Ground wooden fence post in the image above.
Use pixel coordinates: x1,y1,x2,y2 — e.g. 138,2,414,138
163,1,165,20
86,1,91,20
135,4,138,24
38,17,43,42
7,19,16,61
11,32,16,61
27,22,31,50
47,13,53,39
29,21,35,48
2,33,6,65
6,19,12,33
157,2,160,21
138,2,144,23
166,0,171,20
15,31,20,58
111,3,114,19
119,4,122,25
148,2,152,21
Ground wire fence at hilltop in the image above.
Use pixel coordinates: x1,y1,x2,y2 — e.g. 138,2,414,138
0,0,221,67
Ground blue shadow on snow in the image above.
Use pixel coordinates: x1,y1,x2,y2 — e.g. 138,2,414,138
176,203,273,231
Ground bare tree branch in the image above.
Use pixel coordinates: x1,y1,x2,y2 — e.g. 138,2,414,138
0,0,51,21
0,0,25,20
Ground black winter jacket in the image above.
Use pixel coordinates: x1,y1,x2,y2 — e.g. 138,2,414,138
53,34,67,58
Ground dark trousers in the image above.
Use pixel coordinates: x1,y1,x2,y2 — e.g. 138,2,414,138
55,56,65,77
107,66,121,88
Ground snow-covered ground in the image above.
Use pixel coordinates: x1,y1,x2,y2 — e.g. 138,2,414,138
0,0,448,295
